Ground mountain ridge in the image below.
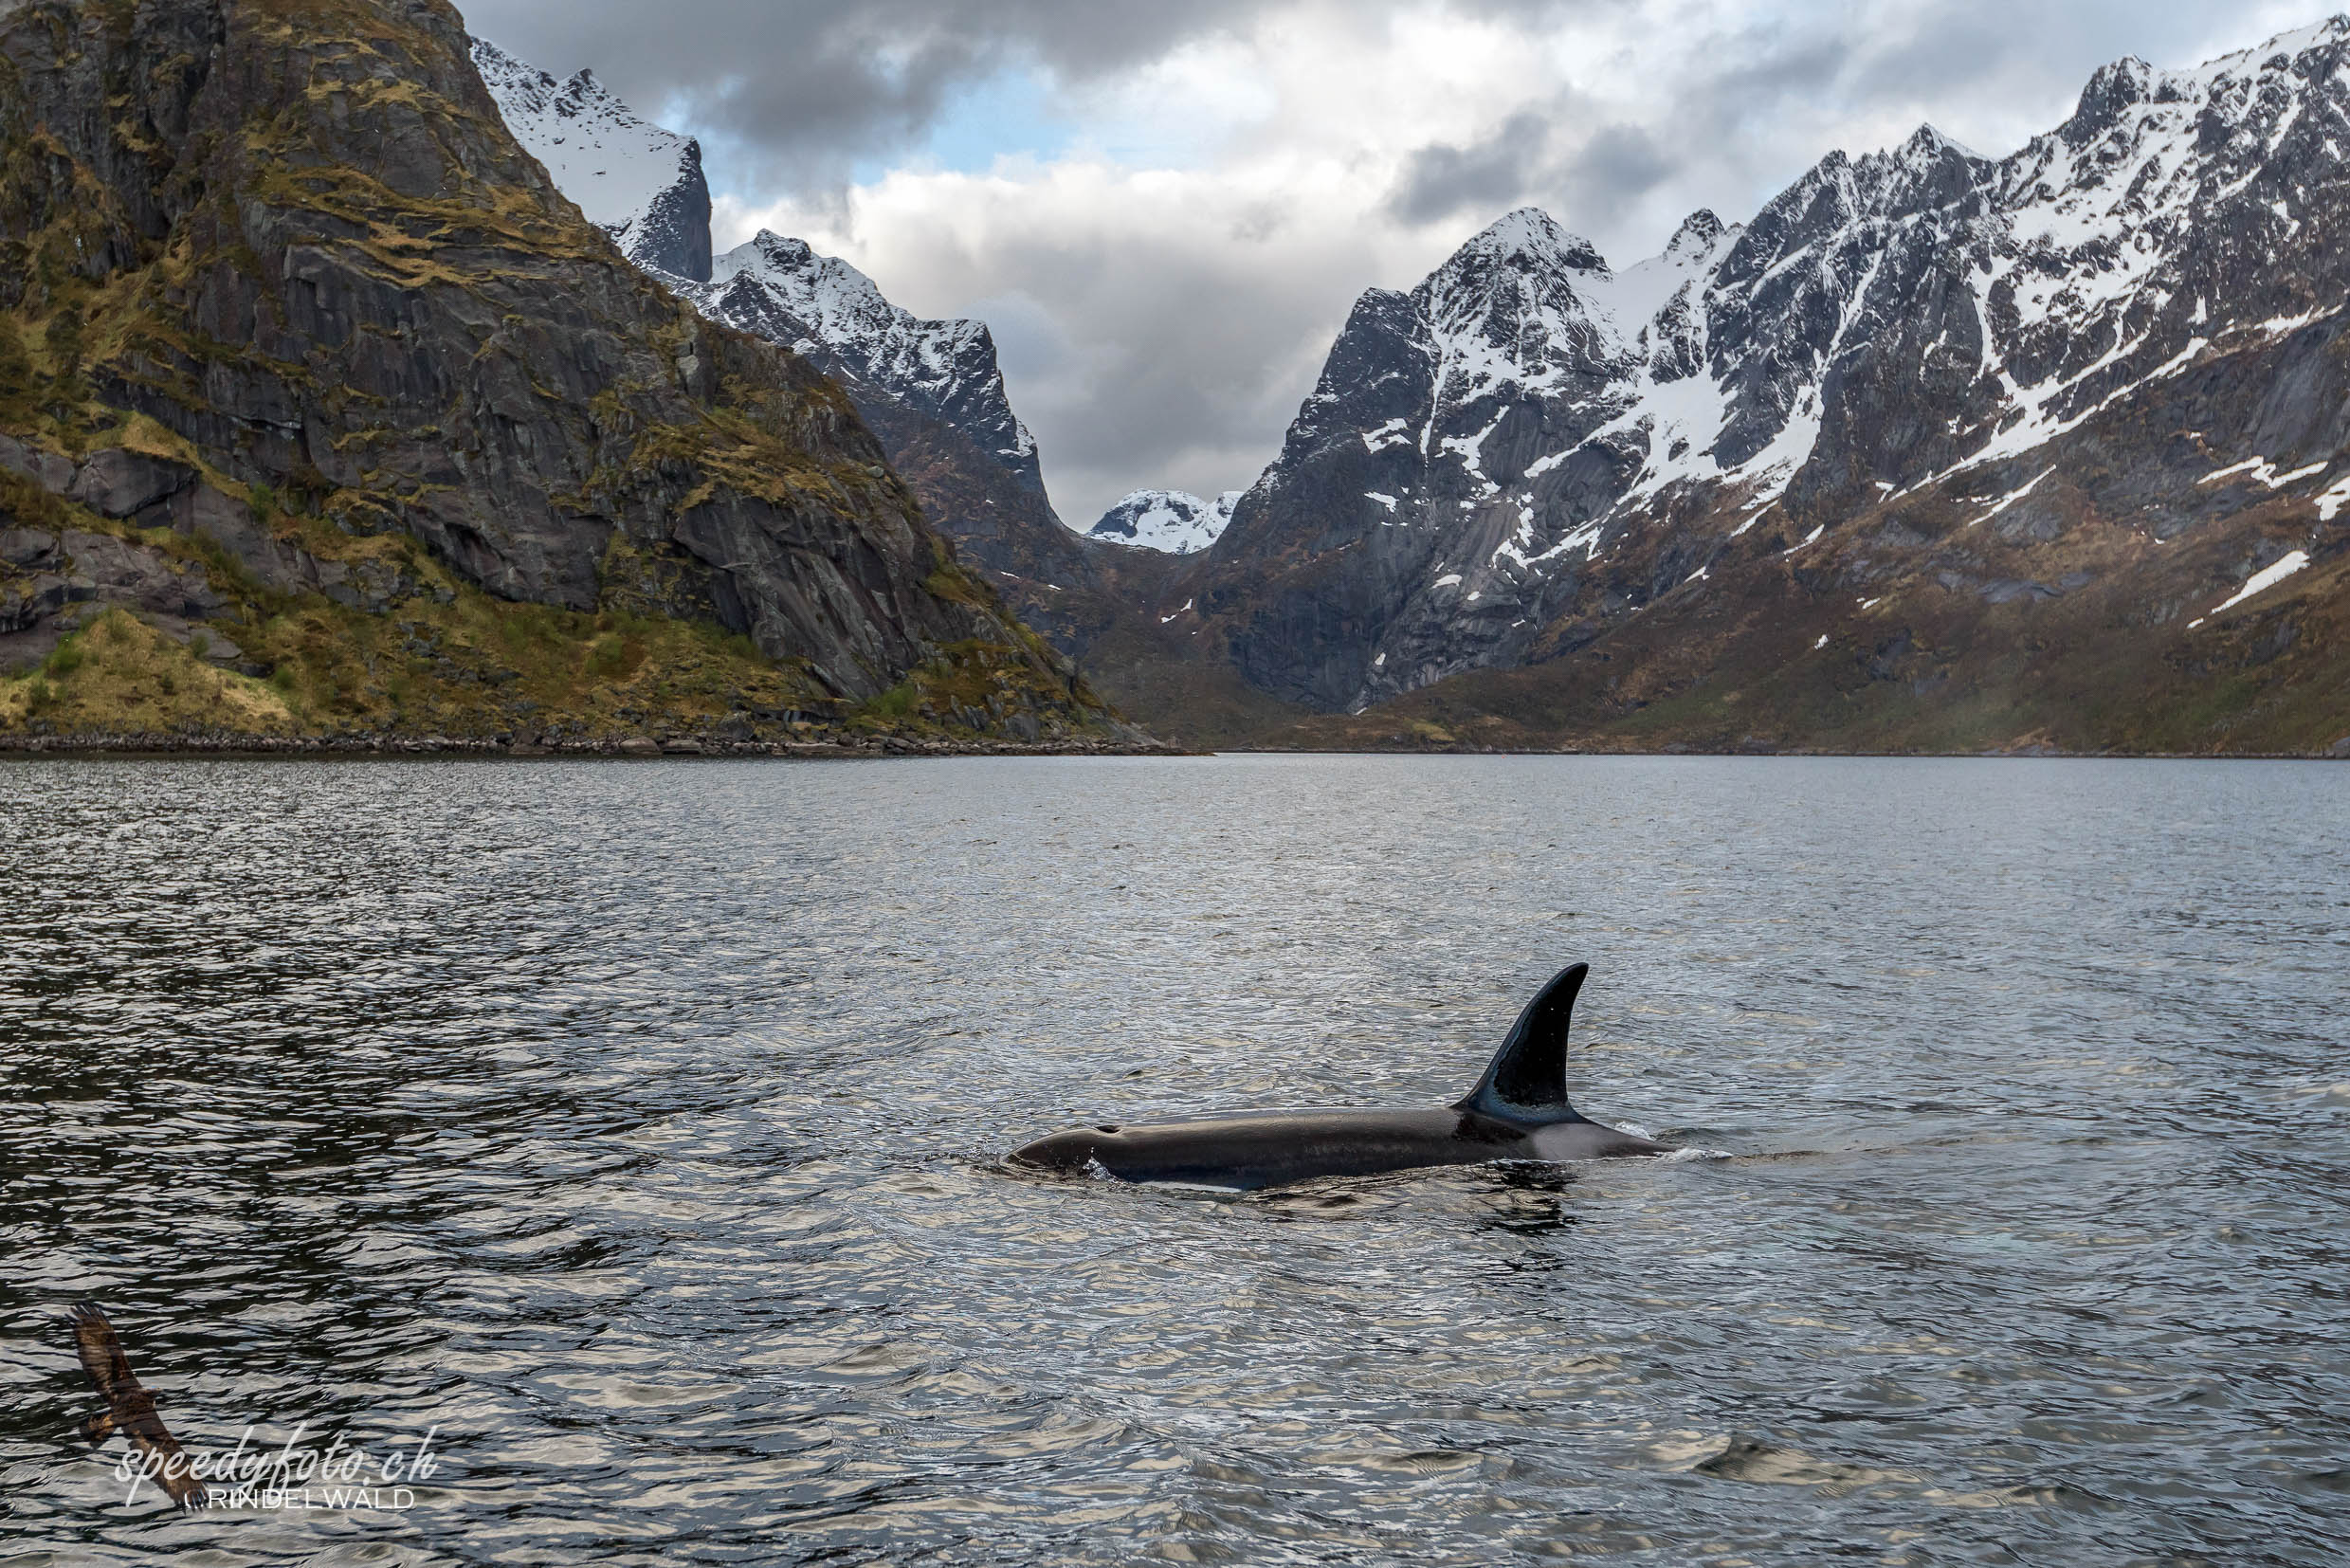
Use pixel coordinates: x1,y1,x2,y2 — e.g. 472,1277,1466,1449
1100,15,2350,753
469,43,1159,655
457,16,2350,757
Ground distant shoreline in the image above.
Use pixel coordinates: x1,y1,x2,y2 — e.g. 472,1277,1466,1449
2,736,2339,761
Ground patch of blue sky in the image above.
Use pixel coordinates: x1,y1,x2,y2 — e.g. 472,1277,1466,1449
875,64,1232,183
650,67,1082,205
885,65,1080,180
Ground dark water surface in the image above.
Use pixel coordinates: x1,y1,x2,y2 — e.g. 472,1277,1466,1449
2,756,2345,1565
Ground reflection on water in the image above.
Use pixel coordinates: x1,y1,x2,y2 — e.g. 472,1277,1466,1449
2,755,2346,1565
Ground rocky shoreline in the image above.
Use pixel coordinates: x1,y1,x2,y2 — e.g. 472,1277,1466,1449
0,728,1188,759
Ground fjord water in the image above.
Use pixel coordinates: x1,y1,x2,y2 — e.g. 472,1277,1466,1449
2,756,2344,1566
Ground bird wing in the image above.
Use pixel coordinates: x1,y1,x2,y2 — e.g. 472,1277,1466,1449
70,1303,134,1402
121,1409,205,1509
69,1303,205,1509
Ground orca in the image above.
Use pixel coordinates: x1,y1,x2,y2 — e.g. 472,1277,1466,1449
1008,962,1667,1190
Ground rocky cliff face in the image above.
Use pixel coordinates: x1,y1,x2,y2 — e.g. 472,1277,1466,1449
1201,207,1739,709
1160,19,2350,752
0,0,1111,742
668,230,1105,641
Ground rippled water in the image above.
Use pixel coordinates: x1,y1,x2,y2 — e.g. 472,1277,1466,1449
2,755,2346,1565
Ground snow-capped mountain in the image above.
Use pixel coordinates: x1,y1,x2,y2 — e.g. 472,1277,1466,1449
472,45,1037,502
680,232,1047,501
1089,490,1240,554
470,38,711,282
471,44,1110,640
1195,17,2350,717
670,232,1117,630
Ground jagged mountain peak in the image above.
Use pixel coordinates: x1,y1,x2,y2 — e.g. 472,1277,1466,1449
709,231,1003,384
681,228,1109,632
690,232,1035,474
1448,207,1610,275
717,230,965,342
2196,13,2350,74
2064,14,2350,131
715,231,897,333
1406,207,1631,411
738,229,817,266
2058,54,2186,144
473,43,1092,639
1895,122,1984,163
1833,123,1991,213
2079,54,2160,105
1664,209,1725,258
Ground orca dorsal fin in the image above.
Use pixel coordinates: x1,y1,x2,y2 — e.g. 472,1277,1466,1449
1452,962,1590,1125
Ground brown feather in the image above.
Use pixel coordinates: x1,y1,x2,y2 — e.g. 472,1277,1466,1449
70,1304,129,1399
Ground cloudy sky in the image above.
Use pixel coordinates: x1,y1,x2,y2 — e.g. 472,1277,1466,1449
460,0,2323,525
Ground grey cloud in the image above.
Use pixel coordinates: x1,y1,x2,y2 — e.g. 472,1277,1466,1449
1638,3,2308,210
458,0,1266,191
1556,124,1679,234
1449,0,1628,19
1007,1,2320,515
1852,1,2283,107
949,238,1367,523
1385,110,1555,226
1685,34,1853,138
1386,114,1676,249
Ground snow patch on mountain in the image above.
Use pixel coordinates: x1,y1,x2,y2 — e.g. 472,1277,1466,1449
1088,490,1240,554
2190,549,2312,627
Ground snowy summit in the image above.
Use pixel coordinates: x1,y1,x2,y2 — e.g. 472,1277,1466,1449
1086,490,1240,555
